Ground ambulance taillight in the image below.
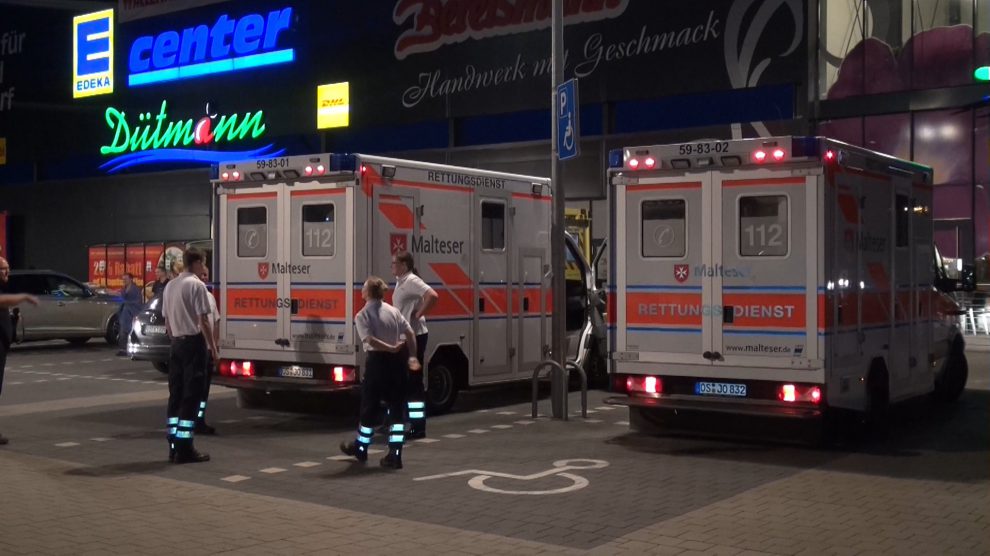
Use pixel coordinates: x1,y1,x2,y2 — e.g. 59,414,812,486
220,360,255,377
332,365,356,383
619,374,662,396
777,384,822,404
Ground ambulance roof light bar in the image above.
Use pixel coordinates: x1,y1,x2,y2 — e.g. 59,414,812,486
213,153,358,183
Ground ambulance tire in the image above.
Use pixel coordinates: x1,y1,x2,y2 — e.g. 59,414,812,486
426,360,460,415
236,389,268,409
933,337,968,403
863,362,890,439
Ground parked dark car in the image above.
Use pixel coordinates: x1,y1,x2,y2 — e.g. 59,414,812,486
128,296,170,373
7,270,121,345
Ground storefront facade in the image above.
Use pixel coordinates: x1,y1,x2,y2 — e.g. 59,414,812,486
0,0,985,285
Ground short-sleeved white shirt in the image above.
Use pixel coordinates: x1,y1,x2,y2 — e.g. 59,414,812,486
392,272,433,336
162,272,212,337
355,300,411,351
206,289,220,326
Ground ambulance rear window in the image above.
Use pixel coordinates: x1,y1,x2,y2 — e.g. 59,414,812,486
237,207,268,258
739,196,787,257
641,199,686,258
302,203,335,256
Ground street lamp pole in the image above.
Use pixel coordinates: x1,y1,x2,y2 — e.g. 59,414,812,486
549,0,566,418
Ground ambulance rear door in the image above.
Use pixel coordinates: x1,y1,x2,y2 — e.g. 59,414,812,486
283,179,355,357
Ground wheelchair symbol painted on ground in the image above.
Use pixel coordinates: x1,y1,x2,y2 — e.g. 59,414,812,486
414,459,609,495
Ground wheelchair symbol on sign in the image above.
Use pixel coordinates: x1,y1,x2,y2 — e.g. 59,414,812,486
414,459,608,495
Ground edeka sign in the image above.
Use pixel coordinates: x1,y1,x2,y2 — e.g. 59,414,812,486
73,9,114,98
127,6,294,87
98,100,285,173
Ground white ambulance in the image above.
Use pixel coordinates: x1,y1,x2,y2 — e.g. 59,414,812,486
605,136,970,437
211,153,604,413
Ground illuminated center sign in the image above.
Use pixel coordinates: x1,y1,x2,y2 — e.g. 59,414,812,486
73,9,115,98
99,100,284,172
127,6,294,87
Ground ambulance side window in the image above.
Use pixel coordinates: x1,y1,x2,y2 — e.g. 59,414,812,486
895,194,909,248
302,203,335,257
641,199,686,258
237,207,268,258
481,201,505,251
739,196,788,257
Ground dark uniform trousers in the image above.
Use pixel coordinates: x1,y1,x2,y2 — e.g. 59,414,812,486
405,333,428,434
355,351,407,456
167,335,207,447
197,356,214,425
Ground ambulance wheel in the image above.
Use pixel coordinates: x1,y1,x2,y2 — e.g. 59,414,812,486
236,389,268,409
426,362,459,415
934,337,968,403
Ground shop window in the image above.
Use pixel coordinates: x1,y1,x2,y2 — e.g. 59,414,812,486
481,201,505,250
641,199,686,258
301,203,335,257
739,196,788,257
237,207,267,258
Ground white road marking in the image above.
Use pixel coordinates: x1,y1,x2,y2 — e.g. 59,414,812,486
101,358,114,362
221,475,251,483
20,365,33,369
491,424,513,430
293,461,321,468
585,410,599,414
55,442,80,447
615,421,630,426
8,381,22,386
259,467,286,474
34,380,49,383
414,438,440,444
595,406,616,411
80,360,94,364
583,419,603,423
247,416,268,421
495,411,516,415
442,434,466,439
218,419,241,424
90,437,112,442
327,455,354,461
41,363,55,367
467,429,489,434
514,420,536,425
475,409,491,413
57,378,72,381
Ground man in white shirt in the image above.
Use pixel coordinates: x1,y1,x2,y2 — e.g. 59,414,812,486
391,251,437,438
340,276,420,470
162,248,217,464
195,265,220,435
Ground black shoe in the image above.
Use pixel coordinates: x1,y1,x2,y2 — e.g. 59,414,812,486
407,430,426,440
194,423,216,435
173,447,210,464
339,441,367,462
380,453,403,470
0,433,8,446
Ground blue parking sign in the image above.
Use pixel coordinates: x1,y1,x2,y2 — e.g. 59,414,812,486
556,79,580,161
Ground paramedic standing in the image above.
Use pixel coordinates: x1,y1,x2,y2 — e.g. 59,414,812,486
391,251,437,438
340,277,419,469
195,265,220,435
0,257,39,446
162,248,216,464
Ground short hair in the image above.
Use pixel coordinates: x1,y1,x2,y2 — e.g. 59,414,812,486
364,276,388,300
122,272,134,280
183,247,205,269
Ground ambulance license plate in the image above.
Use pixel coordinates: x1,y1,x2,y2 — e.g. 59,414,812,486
695,382,747,397
279,366,313,379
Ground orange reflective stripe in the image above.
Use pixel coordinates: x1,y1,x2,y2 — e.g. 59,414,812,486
722,177,805,188
625,293,703,327
290,288,346,319
722,293,805,329
290,188,346,197
227,288,277,317
228,192,276,201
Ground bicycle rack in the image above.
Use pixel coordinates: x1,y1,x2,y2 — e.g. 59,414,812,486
531,359,587,420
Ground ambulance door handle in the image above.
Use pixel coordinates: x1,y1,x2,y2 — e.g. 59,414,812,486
713,352,723,361
523,298,529,312
703,351,714,360
722,306,734,324
479,298,485,313
290,298,299,315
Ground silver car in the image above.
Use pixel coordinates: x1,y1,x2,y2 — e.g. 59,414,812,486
7,270,122,346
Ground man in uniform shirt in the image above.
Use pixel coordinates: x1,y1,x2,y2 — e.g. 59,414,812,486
162,248,217,464
0,257,39,445
340,276,420,469
391,251,437,438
